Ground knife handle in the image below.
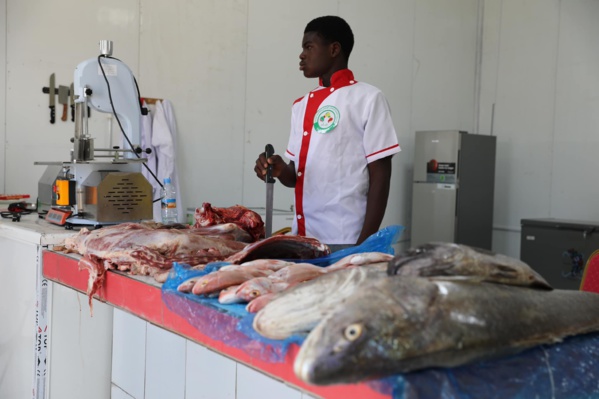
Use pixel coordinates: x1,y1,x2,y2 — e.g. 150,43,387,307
50,106,55,124
265,144,275,183
71,104,75,122
61,104,68,122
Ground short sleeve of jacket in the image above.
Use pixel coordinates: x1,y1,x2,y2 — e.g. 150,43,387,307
363,91,401,163
285,98,304,163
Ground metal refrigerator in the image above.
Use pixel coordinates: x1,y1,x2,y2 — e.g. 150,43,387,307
411,130,496,249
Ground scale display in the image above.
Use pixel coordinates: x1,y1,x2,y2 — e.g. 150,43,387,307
46,208,73,226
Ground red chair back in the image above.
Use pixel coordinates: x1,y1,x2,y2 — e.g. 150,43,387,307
580,249,599,293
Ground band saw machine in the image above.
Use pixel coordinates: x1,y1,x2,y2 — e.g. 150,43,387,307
36,40,153,227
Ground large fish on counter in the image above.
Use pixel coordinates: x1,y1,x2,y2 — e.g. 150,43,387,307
387,242,551,289
254,243,551,340
294,276,599,385
253,266,387,339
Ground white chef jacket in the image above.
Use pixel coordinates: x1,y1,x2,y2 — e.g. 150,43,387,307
138,99,182,222
285,69,400,244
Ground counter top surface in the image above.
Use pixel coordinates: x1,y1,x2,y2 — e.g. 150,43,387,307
0,213,75,245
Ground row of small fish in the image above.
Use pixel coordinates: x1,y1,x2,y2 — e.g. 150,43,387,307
177,252,394,312
253,242,599,385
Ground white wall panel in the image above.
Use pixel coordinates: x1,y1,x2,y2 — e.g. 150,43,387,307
551,0,599,220
145,323,186,399
236,363,302,399
0,0,6,193
5,0,140,198
339,0,416,240
112,309,147,399
242,0,337,212
185,341,236,399
48,285,113,399
139,0,248,212
411,0,478,133
112,384,135,399
0,239,37,399
491,0,559,230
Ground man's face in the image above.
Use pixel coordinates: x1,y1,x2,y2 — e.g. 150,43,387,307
299,31,334,78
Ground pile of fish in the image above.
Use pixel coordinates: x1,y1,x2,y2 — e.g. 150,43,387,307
253,242,599,385
178,251,393,313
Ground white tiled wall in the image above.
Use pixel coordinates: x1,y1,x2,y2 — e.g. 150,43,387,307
186,341,236,399
111,311,313,399
112,309,147,398
48,285,113,399
112,384,135,399
236,364,303,399
145,323,187,399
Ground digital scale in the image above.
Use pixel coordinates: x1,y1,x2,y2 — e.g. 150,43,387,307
45,208,73,226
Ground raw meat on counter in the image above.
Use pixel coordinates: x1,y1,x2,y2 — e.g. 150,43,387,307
195,203,264,241
62,222,248,311
224,234,330,264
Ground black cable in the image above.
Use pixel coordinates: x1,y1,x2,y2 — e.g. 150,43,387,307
96,55,164,201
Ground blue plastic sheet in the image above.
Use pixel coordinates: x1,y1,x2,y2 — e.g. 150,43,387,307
161,225,403,362
391,332,599,398
161,225,599,398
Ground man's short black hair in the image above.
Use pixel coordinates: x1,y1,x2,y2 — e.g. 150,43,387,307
304,16,354,59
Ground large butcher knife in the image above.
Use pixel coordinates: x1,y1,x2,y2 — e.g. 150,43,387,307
58,85,69,122
264,144,275,238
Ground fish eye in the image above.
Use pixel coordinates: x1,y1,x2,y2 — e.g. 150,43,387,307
344,323,363,341
250,290,260,297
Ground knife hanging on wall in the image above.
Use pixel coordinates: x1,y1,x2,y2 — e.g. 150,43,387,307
58,85,69,122
69,83,75,122
48,73,56,124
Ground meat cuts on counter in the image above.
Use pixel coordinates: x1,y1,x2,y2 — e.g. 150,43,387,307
195,203,264,241
62,222,248,312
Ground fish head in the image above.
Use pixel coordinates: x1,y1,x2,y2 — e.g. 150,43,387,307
236,277,273,301
294,277,436,385
387,242,467,276
294,313,375,385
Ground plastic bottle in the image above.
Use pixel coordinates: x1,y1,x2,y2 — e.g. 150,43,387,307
161,177,178,224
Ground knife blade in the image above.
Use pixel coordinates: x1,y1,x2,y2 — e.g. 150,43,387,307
69,83,75,122
264,144,275,238
49,73,56,124
58,85,69,122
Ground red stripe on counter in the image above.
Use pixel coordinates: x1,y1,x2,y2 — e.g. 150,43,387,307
42,251,389,399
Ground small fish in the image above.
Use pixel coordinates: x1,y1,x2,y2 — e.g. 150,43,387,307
191,268,273,296
388,242,551,289
235,277,285,302
234,263,322,301
327,252,394,271
219,259,294,272
293,276,599,385
246,292,277,313
253,267,386,339
178,276,201,293
218,284,244,304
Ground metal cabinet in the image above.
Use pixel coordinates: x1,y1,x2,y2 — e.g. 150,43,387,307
520,218,599,290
